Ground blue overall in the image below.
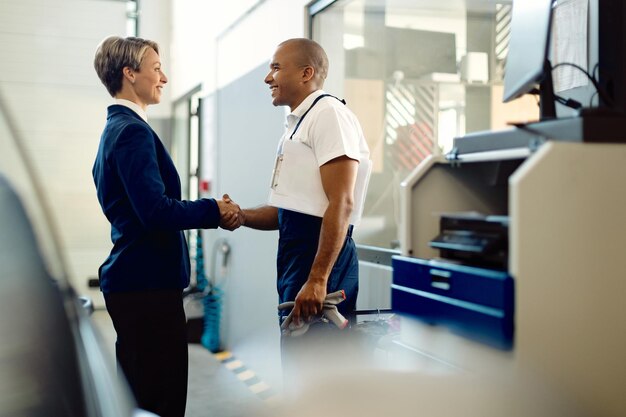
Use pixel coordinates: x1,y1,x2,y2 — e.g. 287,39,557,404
276,208,358,319
277,209,358,384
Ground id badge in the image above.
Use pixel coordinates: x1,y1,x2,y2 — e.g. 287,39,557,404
270,153,284,190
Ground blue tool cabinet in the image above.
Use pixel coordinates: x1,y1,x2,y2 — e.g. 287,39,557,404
392,255,514,350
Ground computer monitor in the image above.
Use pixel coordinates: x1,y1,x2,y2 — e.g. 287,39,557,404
502,0,556,120
598,0,626,112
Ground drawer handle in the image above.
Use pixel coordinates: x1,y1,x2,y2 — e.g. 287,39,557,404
429,268,451,290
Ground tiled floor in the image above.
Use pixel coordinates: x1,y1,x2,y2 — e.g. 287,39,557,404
90,310,271,417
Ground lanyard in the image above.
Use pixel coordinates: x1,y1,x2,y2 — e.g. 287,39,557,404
289,94,346,140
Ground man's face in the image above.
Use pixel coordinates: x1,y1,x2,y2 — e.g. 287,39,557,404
264,43,305,111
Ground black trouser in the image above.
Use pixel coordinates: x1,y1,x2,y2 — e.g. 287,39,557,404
104,289,188,417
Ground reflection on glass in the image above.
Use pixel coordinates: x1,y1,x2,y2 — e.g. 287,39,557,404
312,0,537,248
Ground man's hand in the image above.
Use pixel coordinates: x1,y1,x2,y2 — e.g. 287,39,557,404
217,194,245,231
291,278,327,326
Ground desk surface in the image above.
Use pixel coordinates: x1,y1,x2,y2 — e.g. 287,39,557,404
352,313,513,375
451,113,626,156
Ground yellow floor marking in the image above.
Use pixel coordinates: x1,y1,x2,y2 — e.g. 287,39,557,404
225,359,244,370
213,350,276,404
237,369,256,381
249,381,270,394
214,351,232,361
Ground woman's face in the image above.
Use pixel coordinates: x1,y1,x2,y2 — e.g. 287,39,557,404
132,48,167,108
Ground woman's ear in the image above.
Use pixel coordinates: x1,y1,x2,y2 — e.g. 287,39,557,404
122,67,135,85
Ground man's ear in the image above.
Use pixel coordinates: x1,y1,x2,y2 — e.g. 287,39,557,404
301,65,315,83
122,67,136,85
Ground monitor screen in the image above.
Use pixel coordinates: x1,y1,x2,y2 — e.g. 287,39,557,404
502,0,555,103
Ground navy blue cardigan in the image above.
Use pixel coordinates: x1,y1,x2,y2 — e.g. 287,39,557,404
93,105,220,293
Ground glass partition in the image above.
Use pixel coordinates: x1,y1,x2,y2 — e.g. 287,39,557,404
310,0,537,249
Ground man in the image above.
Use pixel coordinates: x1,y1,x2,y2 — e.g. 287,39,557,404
240,38,370,376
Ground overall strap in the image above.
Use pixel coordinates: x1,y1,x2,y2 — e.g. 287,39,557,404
289,94,346,140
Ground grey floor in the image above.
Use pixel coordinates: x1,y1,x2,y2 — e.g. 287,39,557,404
90,310,273,417
90,310,583,417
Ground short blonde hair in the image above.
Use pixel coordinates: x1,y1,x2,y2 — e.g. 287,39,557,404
93,36,160,97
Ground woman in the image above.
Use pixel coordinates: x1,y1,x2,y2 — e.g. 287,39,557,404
92,36,240,417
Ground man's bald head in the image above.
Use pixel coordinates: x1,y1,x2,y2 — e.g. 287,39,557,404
278,38,329,86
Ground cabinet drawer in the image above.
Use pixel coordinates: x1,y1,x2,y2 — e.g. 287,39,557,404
391,255,514,349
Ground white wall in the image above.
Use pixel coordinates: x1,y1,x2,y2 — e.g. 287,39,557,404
216,0,311,90
0,0,128,305
0,0,175,306
169,0,259,99
169,0,308,99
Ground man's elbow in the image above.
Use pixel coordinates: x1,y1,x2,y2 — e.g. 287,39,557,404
334,194,354,219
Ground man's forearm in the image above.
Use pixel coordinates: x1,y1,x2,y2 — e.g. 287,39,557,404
242,205,279,230
307,199,353,284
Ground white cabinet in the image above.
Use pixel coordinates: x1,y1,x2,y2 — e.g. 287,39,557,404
395,141,626,417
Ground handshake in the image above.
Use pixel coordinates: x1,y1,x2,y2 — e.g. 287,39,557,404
216,194,245,231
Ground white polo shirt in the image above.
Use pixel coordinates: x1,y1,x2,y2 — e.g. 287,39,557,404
279,90,370,166
270,90,371,223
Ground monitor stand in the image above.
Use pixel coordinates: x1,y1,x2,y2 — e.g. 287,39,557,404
539,59,557,121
